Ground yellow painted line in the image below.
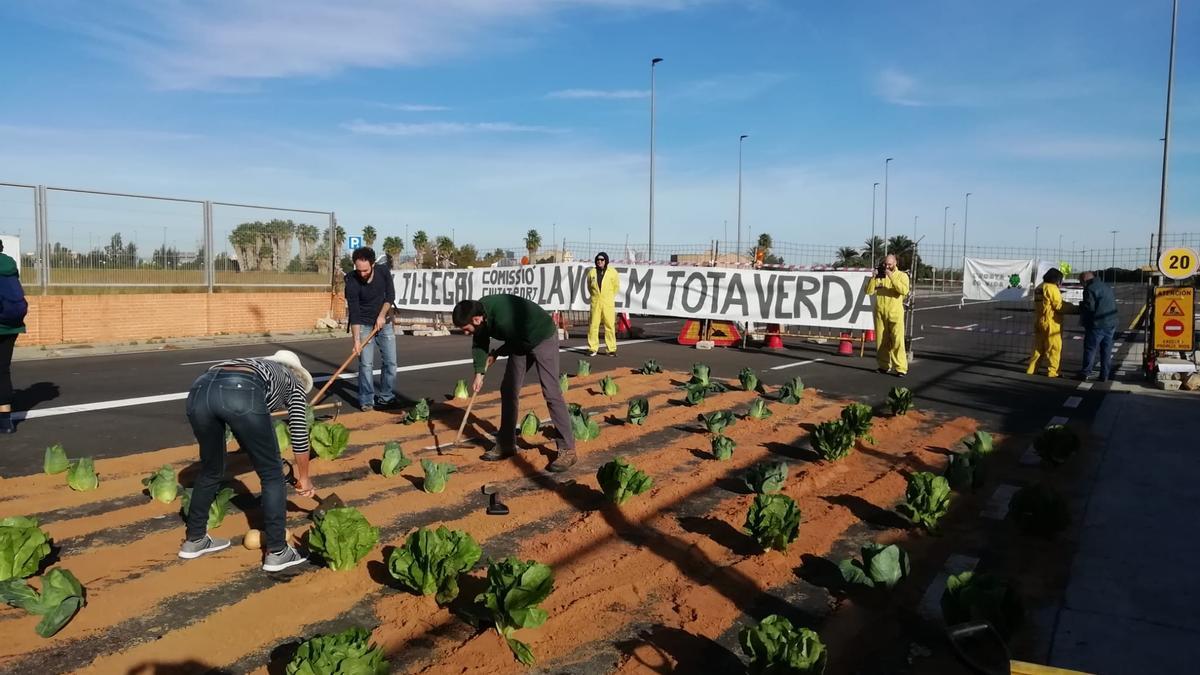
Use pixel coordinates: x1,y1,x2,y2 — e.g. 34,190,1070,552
1127,302,1147,331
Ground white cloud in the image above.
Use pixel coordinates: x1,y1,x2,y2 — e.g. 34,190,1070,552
876,68,924,107
341,120,566,136
47,0,707,90
547,89,649,100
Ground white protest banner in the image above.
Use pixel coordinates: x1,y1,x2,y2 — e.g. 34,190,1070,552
962,258,1039,301
393,263,875,330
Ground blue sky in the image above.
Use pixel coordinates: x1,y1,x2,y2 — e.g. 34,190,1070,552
0,0,1196,256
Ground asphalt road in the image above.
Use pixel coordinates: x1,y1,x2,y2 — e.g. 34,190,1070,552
0,286,1145,477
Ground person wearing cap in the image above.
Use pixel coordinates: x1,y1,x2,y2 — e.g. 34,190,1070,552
586,252,619,358
178,350,314,572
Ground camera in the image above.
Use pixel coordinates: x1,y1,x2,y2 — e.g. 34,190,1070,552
875,264,887,279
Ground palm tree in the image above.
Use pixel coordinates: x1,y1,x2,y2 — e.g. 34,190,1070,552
524,229,542,262
834,246,862,268
888,235,915,269
434,235,456,268
411,230,429,267
381,236,403,265
756,233,773,255
362,225,377,248
861,236,885,266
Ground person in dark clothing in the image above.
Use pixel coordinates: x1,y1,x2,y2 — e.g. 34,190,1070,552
452,295,576,472
345,246,397,411
1077,271,1119,381
180,350,313,572
0,242,27,434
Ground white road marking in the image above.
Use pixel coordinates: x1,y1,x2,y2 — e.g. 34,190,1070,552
644,320,681,326
1077,382,1093,391
1048,416,1070,426
769,358,825,371
1001,315,1013,321
1064,396,1083,409
16,339,660,422
915,300,1000,312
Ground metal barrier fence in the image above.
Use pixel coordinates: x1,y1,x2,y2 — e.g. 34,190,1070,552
0,182,338,293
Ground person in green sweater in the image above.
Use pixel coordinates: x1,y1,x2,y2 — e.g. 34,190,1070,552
452,294,576,472
0,242,28,434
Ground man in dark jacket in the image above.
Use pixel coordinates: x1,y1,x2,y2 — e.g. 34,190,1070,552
1077,271,1118,381
452,294,576,472
345,246,397,411
0,242,27,433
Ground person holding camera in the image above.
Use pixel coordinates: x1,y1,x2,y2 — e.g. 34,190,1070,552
867,254,910,377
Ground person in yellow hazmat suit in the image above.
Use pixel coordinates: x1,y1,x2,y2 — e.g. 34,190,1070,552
867,254,910,377
587,252,619,357
1027,268,1065,377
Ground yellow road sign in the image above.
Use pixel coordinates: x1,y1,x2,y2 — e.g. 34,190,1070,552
1153,286,1194,351
1157,247,1200,280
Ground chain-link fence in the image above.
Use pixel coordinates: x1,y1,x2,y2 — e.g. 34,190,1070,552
0,182,337,293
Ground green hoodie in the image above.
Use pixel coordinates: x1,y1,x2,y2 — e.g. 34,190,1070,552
0,253,27,335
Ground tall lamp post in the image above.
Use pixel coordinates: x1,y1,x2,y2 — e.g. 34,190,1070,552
648,57,663,263
1035,225,1040,257
942,206,949,290
883,158,894,255
1111,230,1119,283
737,134,748,264
870,182,880,269
962,192,972,269
1155,0,1179,265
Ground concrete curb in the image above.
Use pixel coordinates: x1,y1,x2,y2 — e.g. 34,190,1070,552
13,330,345,362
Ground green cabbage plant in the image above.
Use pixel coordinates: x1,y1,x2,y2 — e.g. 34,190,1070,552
811,420,854,461
311,422,351,460
568,404,601,442
639,359,662,374
900,472,952,532
476,557,555,666
380,442,411,477
520,412,541,442
420,459,457,494
963,430,994,456
747,399,773,420
142,465,180,504
941,571,1024,639
600,375,619,397
577,359,591,377
560,372,569,393
840,403,875,443
274,420,290,454
1035,425,1080,466
700,411,737,435
180,486,236,530
684,383,708,406
739,367,759,393
627,397,649,425
712,434,736,460
308,507,379,571
452,379,471,399
944,451,985,491
0,567,87,638
387,526,482,605
596,457,653,505
402,398,431,425
744,493,802,552
43,445,70,475
285,626,389,675
743,462,787,494
777,376,804,405
887,386,914,415
739,614,827,675
66,458,98,492
838,543,911,589
0,516,52,581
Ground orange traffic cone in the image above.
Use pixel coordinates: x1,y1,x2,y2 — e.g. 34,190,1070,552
838,332,855,356
765,324,784,349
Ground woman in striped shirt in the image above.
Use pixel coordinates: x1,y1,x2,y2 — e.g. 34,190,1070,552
178,350,314,572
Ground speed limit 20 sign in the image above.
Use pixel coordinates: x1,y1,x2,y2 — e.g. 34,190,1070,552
1158,247,1200,280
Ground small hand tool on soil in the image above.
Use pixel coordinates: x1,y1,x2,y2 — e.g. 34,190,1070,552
947,621,1010,675
310,492,345,520
481,484,509,516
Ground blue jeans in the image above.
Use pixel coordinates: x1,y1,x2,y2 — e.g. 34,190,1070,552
185,370,287,552
1080,326,1115,380
356,322,396,407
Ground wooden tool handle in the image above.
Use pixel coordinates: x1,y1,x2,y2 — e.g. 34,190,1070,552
451,361,491,446
310,323,383,406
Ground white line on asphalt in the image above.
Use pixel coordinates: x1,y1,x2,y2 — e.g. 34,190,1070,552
1048,416,1070,426
643,320,680,326
769,358,825,371
1064,396,1083,409
915,300,999,312
1001,315,1013,321
16,339,661,422
1077,382,1093,391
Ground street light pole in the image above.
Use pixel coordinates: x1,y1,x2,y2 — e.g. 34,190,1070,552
912,215,918,279
737,134,748,264
962,192,972,268
1035,225,1040,257
1111,229,1119,282
942,206,949,290
883,158,893,255
870,182,879,269
1155,0,1179,265
648,57,663,263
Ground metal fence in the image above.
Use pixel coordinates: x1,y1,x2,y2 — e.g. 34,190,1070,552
0,182,338,293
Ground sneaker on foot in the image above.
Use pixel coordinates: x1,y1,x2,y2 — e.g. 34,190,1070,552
876,368,890,375
179,535,231,560
481,443,516,461
263,546,309,572
547,449,577,473
588,351,598,357
360,404,374,412
895,372,908,378
607,352,617,357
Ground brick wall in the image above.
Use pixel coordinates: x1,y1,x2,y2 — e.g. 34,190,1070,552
21,292,345,346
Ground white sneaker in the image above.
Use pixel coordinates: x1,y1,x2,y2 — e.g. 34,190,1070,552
588,351,598,357
262,546,309,572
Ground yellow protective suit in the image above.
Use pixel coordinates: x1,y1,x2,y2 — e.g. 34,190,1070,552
1027,282,1063,377
587,266,619,354
867,269,910,374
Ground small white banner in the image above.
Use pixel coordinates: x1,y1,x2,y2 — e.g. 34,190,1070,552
963,258,1040,301
393,263,875,330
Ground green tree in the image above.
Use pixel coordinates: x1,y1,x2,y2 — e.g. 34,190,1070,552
887,235,915,269
835,246,863,267
362,225,377,248
433,235,456,268
382,236,404,264
861,236,886,266
524,229,542,262
453,244,479,268
412,230,430,268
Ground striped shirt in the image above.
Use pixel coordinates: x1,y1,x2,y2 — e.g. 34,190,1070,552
210,358,310,454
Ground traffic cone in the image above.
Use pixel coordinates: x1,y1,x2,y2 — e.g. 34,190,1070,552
765,324,784,349
838,332,855,356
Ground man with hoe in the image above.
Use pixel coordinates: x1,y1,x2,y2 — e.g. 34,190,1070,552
452,294,576,472
867,253,910,377
587,251,619,357
345,246,397,411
